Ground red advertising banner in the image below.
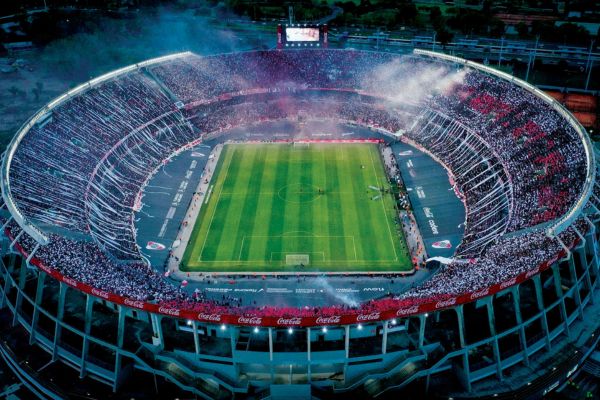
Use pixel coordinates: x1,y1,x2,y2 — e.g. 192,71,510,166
4,228,575,328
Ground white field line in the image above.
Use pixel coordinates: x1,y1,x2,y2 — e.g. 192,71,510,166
236,235,361,263
168,144,223,278
197,146,234,261
190,259,397,264
183,145,402,270
238,236,245,261
269,251,325,263
368,146,399,261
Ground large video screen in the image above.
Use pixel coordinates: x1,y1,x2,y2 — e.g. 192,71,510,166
285,27,320,42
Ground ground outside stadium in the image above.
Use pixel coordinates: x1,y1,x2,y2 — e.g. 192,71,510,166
0,49,599,400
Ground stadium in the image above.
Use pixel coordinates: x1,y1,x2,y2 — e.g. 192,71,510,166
0,46,599,399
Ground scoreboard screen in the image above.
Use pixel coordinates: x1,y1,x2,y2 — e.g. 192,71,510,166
286,27,320,42
278,24,328,48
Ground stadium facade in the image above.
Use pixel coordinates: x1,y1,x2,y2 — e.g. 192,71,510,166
0,49,599,399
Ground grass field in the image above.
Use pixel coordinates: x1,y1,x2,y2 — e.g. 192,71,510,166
181,143,412,273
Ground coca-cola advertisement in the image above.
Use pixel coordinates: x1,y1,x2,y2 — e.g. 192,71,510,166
158,306,181,317
3,226,577,329
198,313,222,322
357,312,381,322
237,316,262,325
276,317,302,326
62,276,78,288
396,305,420,317
91,288,110,300
435,297,457,309
124,298,146,309
315,316,341,325
469,288,489,300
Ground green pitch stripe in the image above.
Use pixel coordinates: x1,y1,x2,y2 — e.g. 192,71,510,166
324,146,346,262
365,145,396,262
265,145,289,263
370,144,401,262
344,145,368,262
198,146,243,261
184,144,233,264
283,146,303,266
210,146,248,261
311,146,327,263
341,145,367,262
181,143,412,272
228,146,268,261
245,145,279,263
297,146,313,263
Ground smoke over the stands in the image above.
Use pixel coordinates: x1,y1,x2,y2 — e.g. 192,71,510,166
363,56,467,106
314,276,360,308
38,8,259,81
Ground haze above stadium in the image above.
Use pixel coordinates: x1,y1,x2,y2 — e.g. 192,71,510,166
0,1,599,400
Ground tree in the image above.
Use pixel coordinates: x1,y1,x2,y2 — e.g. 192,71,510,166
27,10,62,46
429,6,442,22
394,2,417,25
437,29,454,48
447,10,487,35
429,6,443,30
531,21,590,45
489,18,505,37
516,22,529,38
556,23,589,45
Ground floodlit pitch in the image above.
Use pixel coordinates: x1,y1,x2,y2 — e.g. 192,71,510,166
181,143,412,273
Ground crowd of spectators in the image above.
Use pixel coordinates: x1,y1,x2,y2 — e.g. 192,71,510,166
3,215,588,319
11,73,174,231
2,49,592,318
435,72,587,232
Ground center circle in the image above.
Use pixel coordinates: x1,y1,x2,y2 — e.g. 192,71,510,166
278,183,321,204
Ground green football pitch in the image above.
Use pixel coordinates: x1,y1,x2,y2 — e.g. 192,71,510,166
180,143,412,273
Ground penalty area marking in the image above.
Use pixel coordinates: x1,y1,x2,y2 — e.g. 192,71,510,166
270,252,324,264
234,235,358,263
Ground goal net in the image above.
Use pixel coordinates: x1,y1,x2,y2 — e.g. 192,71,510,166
286,254,310,266
293,142,310,148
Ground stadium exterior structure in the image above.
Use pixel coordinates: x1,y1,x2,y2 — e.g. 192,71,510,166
0,49,599,399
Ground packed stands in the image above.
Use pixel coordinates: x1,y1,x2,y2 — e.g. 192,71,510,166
1,49,593,324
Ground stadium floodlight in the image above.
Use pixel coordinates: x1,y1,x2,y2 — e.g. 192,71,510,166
322,327,327,333
220,324,227,331
253,327,259,334
288,328,294,335
391,319,397,325
186,320,193,326
357,324,363,330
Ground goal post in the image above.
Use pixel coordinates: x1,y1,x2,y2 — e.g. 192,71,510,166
286,254,310,266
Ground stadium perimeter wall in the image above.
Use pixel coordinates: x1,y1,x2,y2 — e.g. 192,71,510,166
0,218,598,398
0,49,599,397
0,50,595,329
